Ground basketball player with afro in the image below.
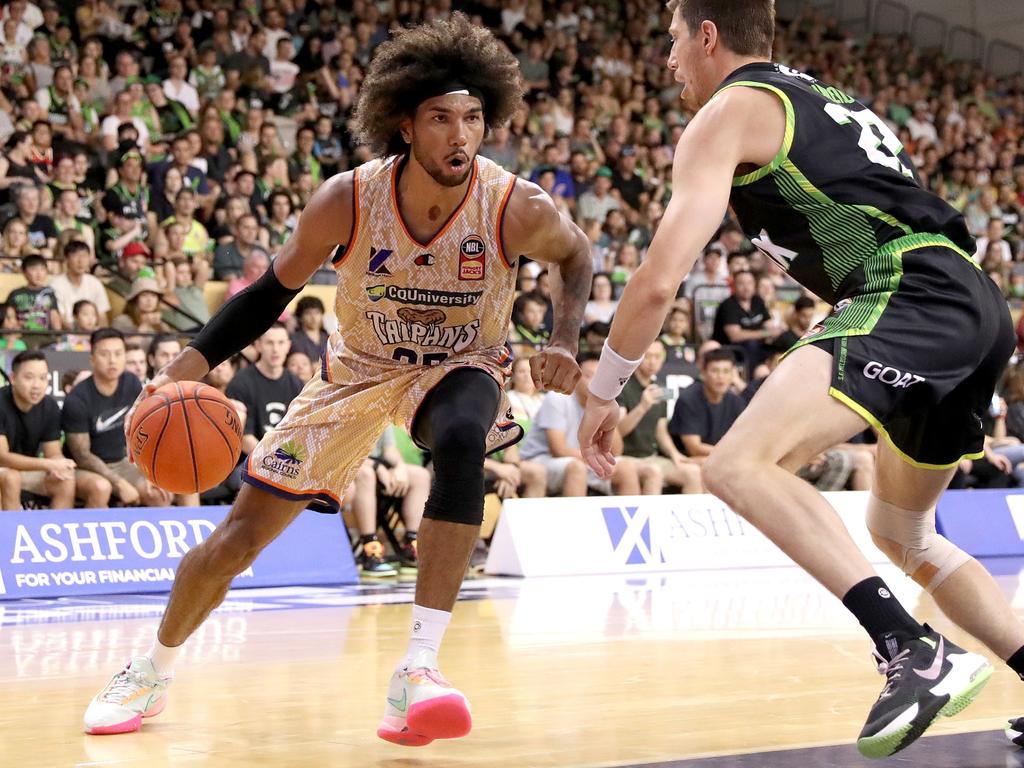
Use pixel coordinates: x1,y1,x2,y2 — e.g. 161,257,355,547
580,0,1021,759
84,14,593,746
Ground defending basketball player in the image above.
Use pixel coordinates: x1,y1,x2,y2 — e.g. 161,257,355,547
579,0,1023,759
84,14,592,745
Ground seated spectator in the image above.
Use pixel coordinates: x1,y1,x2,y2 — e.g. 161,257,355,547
158,188,211,261
286,349,314,382
0,350,110,509
0,301,27,350
50,239,109,326
1005,363,1024,442
518,353,642,496
214,213,271,281
509,292,550,356
266,190,296,250
8,184,56,257
0,216,42,272
62,328,172,507
711,269,780,374
576,165,619,224
54,298,100,350
660,305,696,367
8,254,62,332
147,333,182,380
162,255,210,331
226,323,303,457
150,165,184,224
618,340,702,493
771,295,818,352
506,356,543,423
683,245,729,300
669,348,747,461
112,277,171,334
583,271,618,325
52,188,95,252
581,320,610,355
204,356,240,395
484,442,546,499
100,200,148,267
348,425,431,578
290,296,329,365
974,217,1014,264
123,341,147,381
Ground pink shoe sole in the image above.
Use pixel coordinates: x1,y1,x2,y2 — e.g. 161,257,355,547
86,696,167,735
86,714,142,735
376,723,434,747
407,694,472,740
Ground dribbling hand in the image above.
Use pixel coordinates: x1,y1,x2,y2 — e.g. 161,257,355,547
578,394,620,479
124,373,174,461
529,344,581,394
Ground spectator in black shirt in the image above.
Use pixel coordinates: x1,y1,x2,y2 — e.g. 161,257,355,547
62,328,172,507
9,184,57,257
617,340,702,493
226,323,303,456
669,348,747,462
612,145,645,211
0,350,110,509
711,270,781,375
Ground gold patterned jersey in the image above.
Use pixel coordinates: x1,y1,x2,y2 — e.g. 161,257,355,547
330,154,518,367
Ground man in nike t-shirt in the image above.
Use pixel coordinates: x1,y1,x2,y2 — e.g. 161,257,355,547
62,328,173,507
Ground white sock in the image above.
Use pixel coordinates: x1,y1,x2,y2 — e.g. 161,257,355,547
146,638,183,676
405,604,451,661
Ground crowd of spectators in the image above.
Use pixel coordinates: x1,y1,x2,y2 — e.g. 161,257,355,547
2,0,1024,549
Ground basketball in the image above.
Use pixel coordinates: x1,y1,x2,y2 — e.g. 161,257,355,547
128,381,243,495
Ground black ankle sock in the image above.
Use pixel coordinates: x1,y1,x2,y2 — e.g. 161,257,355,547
404,531,417,544
841,576,926,654
1007,646,1024,680
360,534,379,544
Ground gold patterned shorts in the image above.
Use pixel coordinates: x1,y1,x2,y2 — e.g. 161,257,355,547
242,338,522,511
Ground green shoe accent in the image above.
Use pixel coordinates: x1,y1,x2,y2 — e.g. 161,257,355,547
939,663,993,719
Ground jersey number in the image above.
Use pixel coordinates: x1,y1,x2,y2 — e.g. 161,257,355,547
823,103,913,179
392,347,449,366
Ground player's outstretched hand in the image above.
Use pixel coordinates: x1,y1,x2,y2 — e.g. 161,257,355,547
124,373,174,460
579,394,619,479
530,344,581,394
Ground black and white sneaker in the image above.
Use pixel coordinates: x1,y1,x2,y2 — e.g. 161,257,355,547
857,625,993,758
1005,716,1024,747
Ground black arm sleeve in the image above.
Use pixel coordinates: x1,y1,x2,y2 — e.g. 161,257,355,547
188,267,302,369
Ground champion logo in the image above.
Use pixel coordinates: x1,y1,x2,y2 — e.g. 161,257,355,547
414,253,435,267
618,376,629,386
878,587,891,599
413,620,422,632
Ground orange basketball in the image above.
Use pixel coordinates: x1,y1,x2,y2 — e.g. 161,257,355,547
128,381,243,495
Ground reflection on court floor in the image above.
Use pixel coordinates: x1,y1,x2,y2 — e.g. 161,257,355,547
3,561,1024,767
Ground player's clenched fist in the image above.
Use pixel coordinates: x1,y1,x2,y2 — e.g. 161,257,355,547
529,344,581,394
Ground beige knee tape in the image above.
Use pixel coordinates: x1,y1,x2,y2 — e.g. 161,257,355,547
865,493,971,593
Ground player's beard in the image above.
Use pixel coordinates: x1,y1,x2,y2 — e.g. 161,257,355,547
412,142,473,188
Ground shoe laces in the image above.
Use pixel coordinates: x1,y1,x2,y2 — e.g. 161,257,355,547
101,665,153,703
872,648,911,700
404,666,451,688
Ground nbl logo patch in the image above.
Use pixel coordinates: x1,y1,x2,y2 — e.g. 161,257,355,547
458,235,485,281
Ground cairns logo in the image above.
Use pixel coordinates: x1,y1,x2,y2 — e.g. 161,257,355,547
367,310,479,352
263,440,307,479
365,284,482,307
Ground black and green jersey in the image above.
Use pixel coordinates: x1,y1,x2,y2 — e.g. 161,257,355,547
717,62,973,304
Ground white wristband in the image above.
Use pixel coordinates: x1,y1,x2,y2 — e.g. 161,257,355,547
588,342,644,401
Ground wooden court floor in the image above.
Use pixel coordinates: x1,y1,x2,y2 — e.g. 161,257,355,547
3,564,1024,767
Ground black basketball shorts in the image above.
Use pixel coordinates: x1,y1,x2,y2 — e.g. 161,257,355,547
796,235,1016,469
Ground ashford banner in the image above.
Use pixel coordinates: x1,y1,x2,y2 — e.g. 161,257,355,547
0,506,356,599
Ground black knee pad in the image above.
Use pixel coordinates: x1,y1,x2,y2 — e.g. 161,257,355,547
422,418,488,526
